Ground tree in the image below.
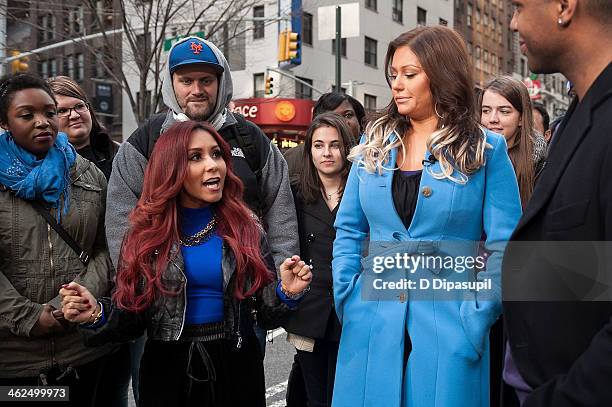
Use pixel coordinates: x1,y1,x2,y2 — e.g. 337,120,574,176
85,0,259,125
3,0,264,126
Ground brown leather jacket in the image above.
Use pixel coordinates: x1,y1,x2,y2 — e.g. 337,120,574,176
0,155,116,378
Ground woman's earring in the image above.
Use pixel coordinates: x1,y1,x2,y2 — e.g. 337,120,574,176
558,17,565,26
434,103,446,129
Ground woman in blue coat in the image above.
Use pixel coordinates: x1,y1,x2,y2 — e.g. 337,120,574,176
331,26,522,407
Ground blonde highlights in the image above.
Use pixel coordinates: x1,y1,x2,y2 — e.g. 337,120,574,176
349,26,487,182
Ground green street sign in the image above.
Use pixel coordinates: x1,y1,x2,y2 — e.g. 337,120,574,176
163,31,205,51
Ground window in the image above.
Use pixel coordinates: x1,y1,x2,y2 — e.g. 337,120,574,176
364,37,377,67
295,76,313,99
439,18,448,26
253,6,264,39
364,94,377,111
476,8,481,25
40,58,58,78
93,46,114,78
417,7,427,26
499,57,503,74
71,6,84,34
253,73,265,98
365,0,377,12
392,0,403,23
38,14,56,42
76,54,84,81
65,55,75,78
467,41,473,55
475,46,481,69
467,4,473,27
331,38,347,57
303,12,313,46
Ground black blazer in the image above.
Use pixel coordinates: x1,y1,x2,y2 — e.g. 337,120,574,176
502,63,612,406
283,185,342,341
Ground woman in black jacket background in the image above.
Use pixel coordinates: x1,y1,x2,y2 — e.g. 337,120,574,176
284,113,355,407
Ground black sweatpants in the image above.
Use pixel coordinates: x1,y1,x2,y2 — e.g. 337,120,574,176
138,335,265,407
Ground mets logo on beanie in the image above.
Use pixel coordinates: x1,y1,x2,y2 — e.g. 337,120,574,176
169,38,224,74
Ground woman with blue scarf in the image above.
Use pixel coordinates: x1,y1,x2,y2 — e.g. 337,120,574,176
0,74,116,406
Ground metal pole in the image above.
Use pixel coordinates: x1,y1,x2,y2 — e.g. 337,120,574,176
0,0,6,76
335,5,341,93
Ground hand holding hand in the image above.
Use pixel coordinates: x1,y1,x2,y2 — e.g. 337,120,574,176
279,255,312,295
59,282,99,324
30,304,65,337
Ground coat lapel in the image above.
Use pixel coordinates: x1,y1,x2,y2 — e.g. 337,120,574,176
516,63,612,233
302,195,336,227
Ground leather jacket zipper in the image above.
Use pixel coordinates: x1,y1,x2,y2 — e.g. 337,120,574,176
235,301,242,349
170,257,188,341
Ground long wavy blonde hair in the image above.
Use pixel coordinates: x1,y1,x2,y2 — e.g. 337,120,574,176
349,26,487,183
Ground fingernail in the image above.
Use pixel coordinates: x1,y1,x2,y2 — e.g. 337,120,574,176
61,284,69,288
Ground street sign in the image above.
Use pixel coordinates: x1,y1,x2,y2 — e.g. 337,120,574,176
318,3,360,40
163,31,205,51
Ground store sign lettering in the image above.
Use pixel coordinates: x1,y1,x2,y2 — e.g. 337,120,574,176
232,105,259,118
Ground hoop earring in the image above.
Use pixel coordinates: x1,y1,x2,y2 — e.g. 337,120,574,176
434,103,446,129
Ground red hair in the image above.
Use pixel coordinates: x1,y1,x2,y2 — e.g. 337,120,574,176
113,121,273,312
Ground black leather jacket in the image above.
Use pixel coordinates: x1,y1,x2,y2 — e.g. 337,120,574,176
83,233,291,348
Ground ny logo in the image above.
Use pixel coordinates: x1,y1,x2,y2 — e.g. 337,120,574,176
190,42,203,54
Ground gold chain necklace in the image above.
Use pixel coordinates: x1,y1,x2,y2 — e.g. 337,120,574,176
179,216,217,247
323,187,341,201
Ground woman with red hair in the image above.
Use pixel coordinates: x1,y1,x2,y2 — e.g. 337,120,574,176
59,121,311,406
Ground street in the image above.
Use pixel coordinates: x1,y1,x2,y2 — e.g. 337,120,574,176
127,328,295,406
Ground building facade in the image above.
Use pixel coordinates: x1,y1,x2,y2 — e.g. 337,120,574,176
453,0,514,88
6,0,124,140
121,0,455,143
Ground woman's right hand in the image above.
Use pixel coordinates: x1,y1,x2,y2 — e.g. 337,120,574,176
30,304,64,337
59,282,98,324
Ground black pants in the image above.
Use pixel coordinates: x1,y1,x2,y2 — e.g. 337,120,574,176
95,343,131,407
139,335,265,407
0,355,108,407
295,339,339,407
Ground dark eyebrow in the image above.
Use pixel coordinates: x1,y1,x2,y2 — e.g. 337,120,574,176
15,103,56,109
482,104,513,109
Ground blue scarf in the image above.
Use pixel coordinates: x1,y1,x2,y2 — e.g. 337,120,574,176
0,131,76,216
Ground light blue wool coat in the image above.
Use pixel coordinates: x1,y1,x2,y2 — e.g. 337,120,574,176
331,130,522,407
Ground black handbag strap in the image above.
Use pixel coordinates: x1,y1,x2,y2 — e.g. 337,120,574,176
30,200,90,265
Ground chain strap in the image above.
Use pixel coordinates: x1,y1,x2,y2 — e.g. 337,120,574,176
179,216,217,247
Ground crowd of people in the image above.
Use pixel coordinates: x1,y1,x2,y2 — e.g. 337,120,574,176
0,0,611,405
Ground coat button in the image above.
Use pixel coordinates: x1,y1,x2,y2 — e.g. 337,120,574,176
422,186,433,197
307,233,315,242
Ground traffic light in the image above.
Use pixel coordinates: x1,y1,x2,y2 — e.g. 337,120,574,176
286,31,299,61
277,30,300,63
10,51,29,73
265,76,274,95
277,31,288,62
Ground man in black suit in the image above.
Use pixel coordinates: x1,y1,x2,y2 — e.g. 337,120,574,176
502,0,612,405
